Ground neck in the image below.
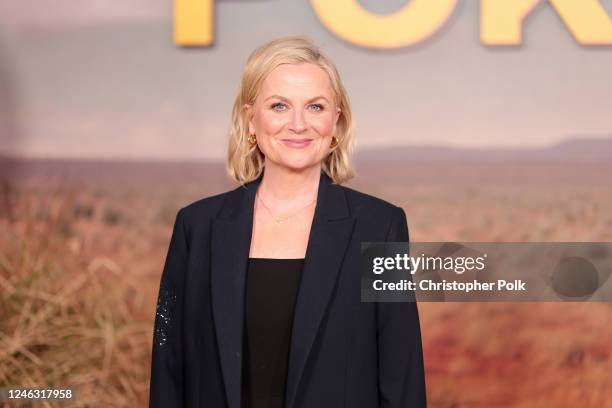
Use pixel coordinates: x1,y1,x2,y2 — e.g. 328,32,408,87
257,162,321,206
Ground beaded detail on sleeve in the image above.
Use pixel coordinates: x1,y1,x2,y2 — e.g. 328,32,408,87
153,280,177,347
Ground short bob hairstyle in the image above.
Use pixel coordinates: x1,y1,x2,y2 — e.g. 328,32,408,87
227,35,355,185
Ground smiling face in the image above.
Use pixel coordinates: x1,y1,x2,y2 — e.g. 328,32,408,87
244,62,341,173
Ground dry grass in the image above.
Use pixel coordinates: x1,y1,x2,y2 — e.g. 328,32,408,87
0,180,153,407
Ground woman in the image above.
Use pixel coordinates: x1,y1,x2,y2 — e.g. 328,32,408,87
149,36,426,408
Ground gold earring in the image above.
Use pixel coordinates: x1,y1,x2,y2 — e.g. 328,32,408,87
247,134,257,145
330,136,339,148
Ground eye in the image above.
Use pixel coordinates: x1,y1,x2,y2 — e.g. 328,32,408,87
309,104,324,112
271,102,287,112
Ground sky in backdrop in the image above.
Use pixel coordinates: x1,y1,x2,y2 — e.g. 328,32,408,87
0,0,611,160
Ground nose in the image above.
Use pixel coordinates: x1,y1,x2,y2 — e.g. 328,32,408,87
288,109,307,134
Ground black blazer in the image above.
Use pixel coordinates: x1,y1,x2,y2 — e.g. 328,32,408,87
149,170,426,408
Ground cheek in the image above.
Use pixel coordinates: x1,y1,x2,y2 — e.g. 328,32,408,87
312,114,336,135
257,111,286,131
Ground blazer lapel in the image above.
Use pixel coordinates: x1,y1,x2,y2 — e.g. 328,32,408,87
285,172,355,408
210,170,355,408
210,173,260,408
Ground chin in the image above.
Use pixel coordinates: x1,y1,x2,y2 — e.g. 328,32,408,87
280,159,320,172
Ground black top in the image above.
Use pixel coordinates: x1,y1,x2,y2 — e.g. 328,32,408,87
241,257,304,408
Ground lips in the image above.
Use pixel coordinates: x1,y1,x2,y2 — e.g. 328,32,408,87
281,138,313,148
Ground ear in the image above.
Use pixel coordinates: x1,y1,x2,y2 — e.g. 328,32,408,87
332,107,341,135
243,103,255,135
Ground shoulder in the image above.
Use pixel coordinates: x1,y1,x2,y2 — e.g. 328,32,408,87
338,184,404,221
176,185,242,226
338,184,409,240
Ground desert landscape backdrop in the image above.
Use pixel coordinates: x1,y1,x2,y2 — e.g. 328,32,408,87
1,138,611,407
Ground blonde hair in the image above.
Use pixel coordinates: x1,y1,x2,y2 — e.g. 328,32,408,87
226,35,355,185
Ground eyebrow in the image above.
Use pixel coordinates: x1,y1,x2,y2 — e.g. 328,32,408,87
264,95,330,103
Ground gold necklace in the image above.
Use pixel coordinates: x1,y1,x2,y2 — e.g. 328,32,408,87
256,191,316,224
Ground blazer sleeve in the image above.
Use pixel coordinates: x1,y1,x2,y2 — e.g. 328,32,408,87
149,208,187,408
376,206,427,407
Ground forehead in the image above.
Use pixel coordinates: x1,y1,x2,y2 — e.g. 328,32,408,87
259,62,333,97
